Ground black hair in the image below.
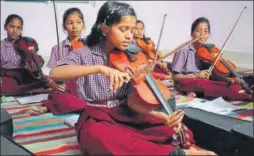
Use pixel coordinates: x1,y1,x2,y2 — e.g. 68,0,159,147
136,20,144,27
4,14,23,29
63,7,85,30
191,17,210,36
86,1,136,47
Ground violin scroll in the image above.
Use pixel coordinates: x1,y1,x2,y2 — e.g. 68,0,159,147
14,36,44,77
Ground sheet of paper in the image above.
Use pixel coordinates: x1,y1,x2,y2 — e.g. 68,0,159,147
185,97,246,115
64,115,80,127
16,94,49,105
161,80,174,88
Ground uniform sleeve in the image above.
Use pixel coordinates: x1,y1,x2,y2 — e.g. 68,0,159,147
56,49,82,66
171,49,187,74
1,42,5,68
47,46,58,68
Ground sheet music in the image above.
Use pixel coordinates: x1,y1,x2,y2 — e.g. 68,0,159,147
16,94,49,105
185,97,246,115
64,115,80,127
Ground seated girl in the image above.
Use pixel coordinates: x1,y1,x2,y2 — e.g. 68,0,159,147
41,8,87,114
49,2,216,155
171,17,253,101
1,14,51,96
132,20,172,80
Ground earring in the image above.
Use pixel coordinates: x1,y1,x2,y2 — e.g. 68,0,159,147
102,32,106,36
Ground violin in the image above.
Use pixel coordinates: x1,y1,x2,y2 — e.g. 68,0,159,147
197,6,252,94
136,37,173,75
14,36,44,79
14,36,63,90
196,44,237,75
109,36,200,115
109,48,171,110
136,38,164,60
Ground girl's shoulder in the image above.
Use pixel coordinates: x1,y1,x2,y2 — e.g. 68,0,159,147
51,40,66,50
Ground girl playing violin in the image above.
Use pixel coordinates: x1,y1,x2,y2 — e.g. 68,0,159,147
132,20,172,81
49,2,216,155
1,14,50,96
41,8,87,114
171,17,253,101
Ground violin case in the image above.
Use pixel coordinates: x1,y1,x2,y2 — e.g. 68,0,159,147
182,107,254,156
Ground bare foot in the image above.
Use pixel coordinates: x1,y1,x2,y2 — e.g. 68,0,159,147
184,92,196,102
183,147,217,155
238,90,246,94
40,106,48,114
187,92,196,98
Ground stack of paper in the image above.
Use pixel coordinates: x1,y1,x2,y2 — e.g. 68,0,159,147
185,97,246,115
16,94,49,105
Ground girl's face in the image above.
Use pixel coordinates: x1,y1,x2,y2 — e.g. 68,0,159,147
5,18,23,40
64,13,84,40
192,22,210,44
104,15,136,51
133,22,144,39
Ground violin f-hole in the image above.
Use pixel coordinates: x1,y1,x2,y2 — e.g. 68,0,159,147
124,66,135,78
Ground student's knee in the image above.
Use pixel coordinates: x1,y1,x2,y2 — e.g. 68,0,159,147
79,121,111,154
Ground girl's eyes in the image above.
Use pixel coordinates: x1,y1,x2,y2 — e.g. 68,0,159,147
119,27,127,32
8,25,22,30
195,29,209,34
66,21,83,24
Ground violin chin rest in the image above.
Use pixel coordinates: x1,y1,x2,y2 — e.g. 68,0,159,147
126,44,141,54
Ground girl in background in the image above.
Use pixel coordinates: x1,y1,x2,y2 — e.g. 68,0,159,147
41,8,87,114
1,14,49,96
171,17,253,101
132,20,172,81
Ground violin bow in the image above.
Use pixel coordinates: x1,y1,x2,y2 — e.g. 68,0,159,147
145,36,201,73
207,6,247,75
153,14,167,62
148,13,202,72
52,0,62,60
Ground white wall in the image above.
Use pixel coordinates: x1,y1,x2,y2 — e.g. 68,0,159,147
1,1,253,65
122,1,192,52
